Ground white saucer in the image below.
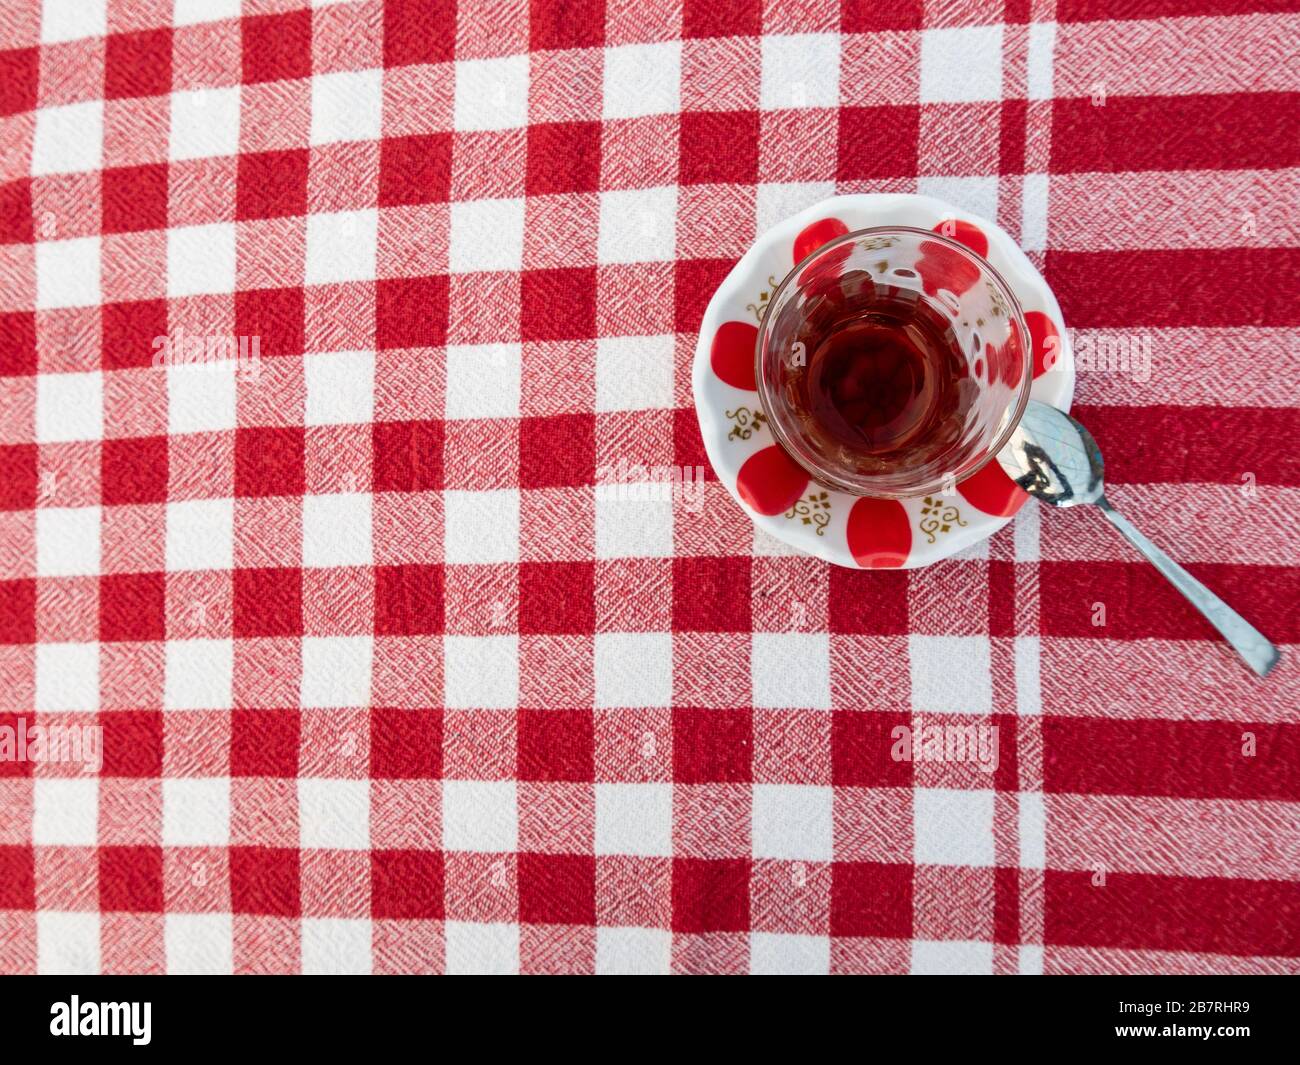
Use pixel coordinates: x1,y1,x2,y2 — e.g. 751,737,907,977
692,193,1075,569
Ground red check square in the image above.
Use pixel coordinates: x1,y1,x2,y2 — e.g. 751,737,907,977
519,562,594,634
673,707,753,783
529,0,605,50
100,710,164,778
101,164,169,235
102,300,167,372
104,28,173,100
680,111,759,185
519,413,595,489
231,710,300,778
0,444,38,510
102,435,168,505
829,568,910,635
838,106,920,179
230,847,301,917
0,579,36,644
0,312,36,376
831,862,912,938
672,557,751,632
383,0,456,68
370,708,442,779
233,567,303,638
0,179,33,245
521,267,596,342
235,427,306,498
682,0,761,39
379,133,452,207
374,564,445,635
0,846,35,910
237,150,309,221
99,846,165,914
371,850,444,919
376,275,449,350
100,572,166,642
0,48,38,118
527,122,601,196
672,858,750,933
235,286,305,360
518,709,595,782
242,11,312,85
841,0,922,31
372,419,444,492
518,853,596,925
832,711,913,788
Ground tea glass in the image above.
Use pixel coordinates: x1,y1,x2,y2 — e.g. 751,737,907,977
755,226,1032,500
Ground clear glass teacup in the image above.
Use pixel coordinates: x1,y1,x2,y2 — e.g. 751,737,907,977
755,226,1032,500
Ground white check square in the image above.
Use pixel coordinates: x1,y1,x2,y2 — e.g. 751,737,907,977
299,778,371,850
167,363,237,435
167,223,236,297
751,932,830,975
603,42,681,120
912,939,994,975
165,914,233,974
445,344,521,420
443,490,519,564
305,350,376,426
164,639,233,711
597,187,676,265
162,778,230,847
302,492,373,568
752,632,831,709
596,926,671,974
310,69,383,145
453,55,528,132
40,0,106,43
36,371,102,443
595,783,672,857
595,334,675,412
909,635,992,714
594,488,674,559
920,26,1003,103
35,642,99,712
449,198,525,274
594,632,672,707
302,918,372,974
445,921,519,975
169,88,241,161
32,101,103,174
37,913,99,975
752,784,833,862
443,635,517,710
300,636,373,708
172,0,240,26
36,238,101,310
305,209,379,284
33,778,98,845
760,34,841,110
442,779,518,852
36,507,100,577
914,787,995,868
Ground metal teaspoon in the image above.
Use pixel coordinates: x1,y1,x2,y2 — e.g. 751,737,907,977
997,400,1280,678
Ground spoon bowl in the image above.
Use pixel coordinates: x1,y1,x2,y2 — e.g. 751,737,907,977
997,400,1104,507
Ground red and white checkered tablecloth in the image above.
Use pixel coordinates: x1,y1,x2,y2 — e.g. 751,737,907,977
1,0,1297,975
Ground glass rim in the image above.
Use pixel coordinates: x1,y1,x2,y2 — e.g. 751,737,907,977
754,224,1034,500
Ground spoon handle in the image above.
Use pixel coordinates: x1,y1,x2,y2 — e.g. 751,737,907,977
1095,497,1280,678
